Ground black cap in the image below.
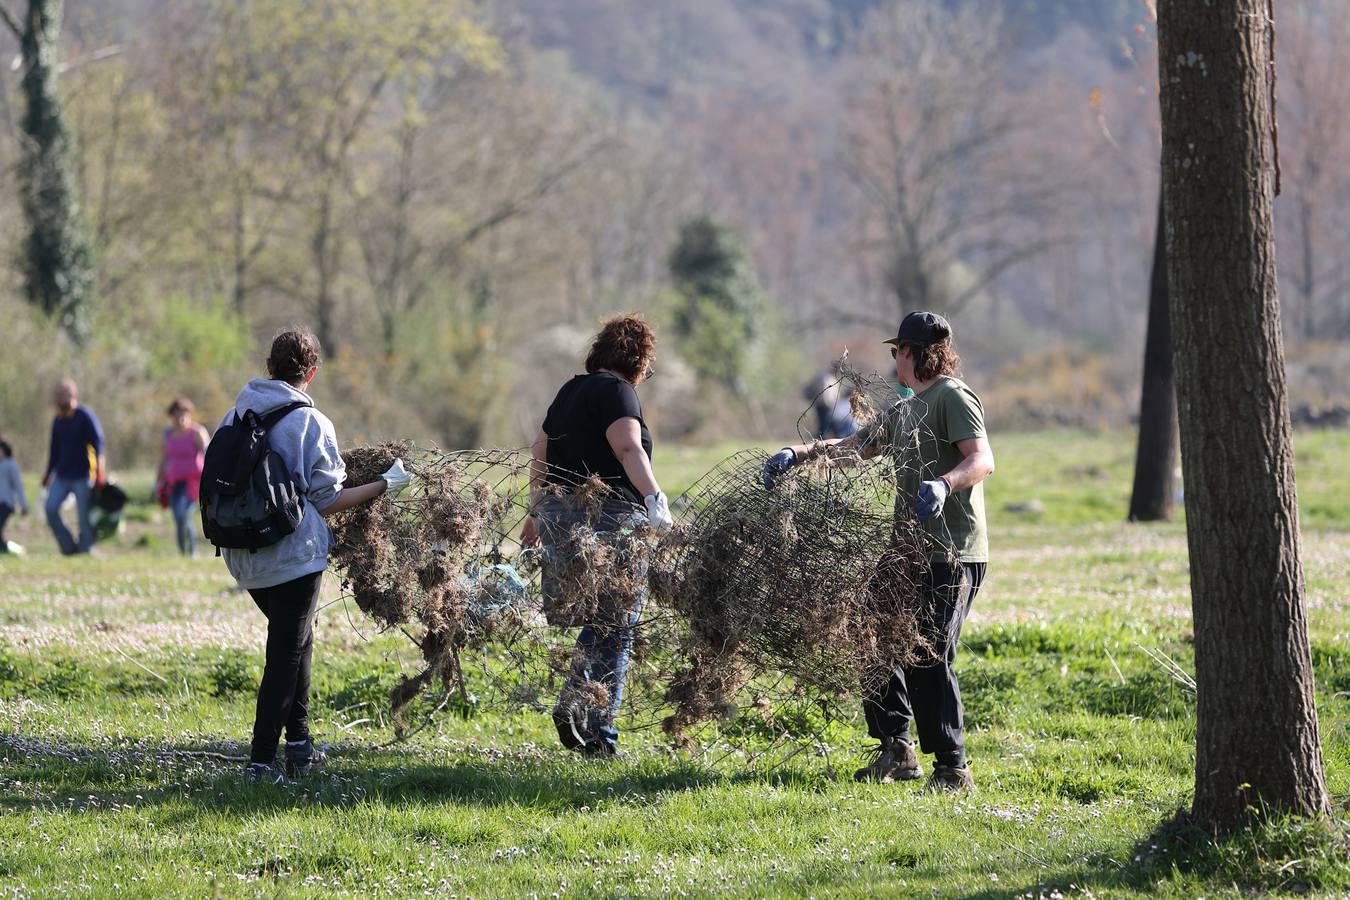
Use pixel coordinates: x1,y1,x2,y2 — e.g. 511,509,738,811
883,311,952,347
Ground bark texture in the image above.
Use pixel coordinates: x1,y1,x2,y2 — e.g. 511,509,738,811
1157,0,1330,831
1128,188,1177,522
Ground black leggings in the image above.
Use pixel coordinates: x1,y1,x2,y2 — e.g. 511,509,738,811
248,571,323,764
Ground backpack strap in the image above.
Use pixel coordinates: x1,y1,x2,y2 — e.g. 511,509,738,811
256,401,312,431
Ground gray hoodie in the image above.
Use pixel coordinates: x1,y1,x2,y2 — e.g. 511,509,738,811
217,378,346,590
0,457,27,512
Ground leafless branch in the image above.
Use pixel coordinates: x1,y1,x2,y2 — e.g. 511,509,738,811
57,43,123,74
0,3,21,42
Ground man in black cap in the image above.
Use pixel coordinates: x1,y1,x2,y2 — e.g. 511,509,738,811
761,311,994,791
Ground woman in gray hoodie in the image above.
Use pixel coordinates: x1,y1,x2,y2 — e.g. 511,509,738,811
222,328,410,783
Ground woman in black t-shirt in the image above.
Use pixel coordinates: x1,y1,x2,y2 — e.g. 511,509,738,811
522,314,673,756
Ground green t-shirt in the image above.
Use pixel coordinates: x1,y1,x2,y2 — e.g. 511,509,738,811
857,376,989,563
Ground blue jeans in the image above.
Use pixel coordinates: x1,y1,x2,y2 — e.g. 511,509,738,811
169,482,198,556
45,476,93,554
540,495,647,750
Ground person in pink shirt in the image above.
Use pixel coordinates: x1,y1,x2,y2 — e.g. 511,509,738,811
156,396,210,557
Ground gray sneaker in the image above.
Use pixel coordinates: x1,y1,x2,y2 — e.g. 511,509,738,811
924,763,974,793
284,739,327,777
243,762,293,786
853,738,922,783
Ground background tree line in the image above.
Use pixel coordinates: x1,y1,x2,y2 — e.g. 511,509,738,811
1,0,1348,470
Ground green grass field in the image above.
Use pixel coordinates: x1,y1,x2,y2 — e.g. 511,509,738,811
1,430,1347,898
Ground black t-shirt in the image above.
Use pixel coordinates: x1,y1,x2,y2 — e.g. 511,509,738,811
542,371,653,505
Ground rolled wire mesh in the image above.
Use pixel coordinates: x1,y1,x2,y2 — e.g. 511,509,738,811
326,364,956,743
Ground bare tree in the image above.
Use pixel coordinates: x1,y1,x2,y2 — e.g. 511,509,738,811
1275,2,1350,341
1158,0,1330,831
839,0,1062,321
354,70,611,357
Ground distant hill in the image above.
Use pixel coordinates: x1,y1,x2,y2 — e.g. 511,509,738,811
516,0,1144,103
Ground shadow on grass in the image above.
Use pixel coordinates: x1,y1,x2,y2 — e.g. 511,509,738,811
962,805,1350,899
0,733,831,817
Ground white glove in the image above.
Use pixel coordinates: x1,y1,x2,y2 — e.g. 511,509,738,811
643,491,674,533
381,459,412,495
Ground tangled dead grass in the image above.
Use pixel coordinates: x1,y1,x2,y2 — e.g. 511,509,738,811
328,362,954,745
653,362,951,739
329,444,527,730
650,449,939,739
329,447,653,733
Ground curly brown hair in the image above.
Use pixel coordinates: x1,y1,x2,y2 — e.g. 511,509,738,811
908,338,961,382
268,327,322,385
584,314,655,384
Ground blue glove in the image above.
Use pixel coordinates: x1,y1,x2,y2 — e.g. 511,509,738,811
914,478,951,521
762,448,798,490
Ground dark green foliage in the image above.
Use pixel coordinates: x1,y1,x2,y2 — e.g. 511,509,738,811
667,216,762,391
39,657,96,699
14,0,97,344
207,651,257,697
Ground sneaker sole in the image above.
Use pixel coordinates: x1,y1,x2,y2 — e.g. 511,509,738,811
853,766,923,784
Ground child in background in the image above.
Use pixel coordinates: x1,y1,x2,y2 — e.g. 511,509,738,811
0,439,31,554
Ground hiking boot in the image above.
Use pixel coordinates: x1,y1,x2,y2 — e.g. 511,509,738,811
578,740,621,760
284,739,327,777
924,763,974,793
552,703,588,752
853,738,922,783
243,762,293,786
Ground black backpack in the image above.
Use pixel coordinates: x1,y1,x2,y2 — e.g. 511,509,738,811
199,401,310,552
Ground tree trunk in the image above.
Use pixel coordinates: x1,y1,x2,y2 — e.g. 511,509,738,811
1128,187,1177,522
312,185,338,353
15,0,97,343
1157,0,1330,832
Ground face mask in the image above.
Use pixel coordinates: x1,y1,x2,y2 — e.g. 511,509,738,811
895,385,915,399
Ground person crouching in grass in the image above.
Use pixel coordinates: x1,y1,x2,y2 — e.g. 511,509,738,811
761,312,994,792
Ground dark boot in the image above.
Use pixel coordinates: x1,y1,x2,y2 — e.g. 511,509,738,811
924,763,975,793
853,737,921,783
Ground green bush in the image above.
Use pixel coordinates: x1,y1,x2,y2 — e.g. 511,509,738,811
208,650,258,697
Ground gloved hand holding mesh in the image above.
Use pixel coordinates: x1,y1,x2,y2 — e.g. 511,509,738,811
914,477,950,521
761,448,797,490
644,491,674,532
381,459,412,495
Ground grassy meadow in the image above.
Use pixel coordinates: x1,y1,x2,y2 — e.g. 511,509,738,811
1,430,1348,897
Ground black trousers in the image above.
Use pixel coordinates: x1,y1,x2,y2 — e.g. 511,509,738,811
248,571,323,764
0,503,11,548
862,561,986,762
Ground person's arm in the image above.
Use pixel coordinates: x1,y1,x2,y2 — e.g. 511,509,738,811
315,479,386,517
520,429,549,548
194,424,209,453
43,420,56,487
86,409,106,487
605,417,660,498
941,437,995,492
778,432,883,464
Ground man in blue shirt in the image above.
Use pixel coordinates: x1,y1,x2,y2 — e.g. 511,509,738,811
42,378,105,555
